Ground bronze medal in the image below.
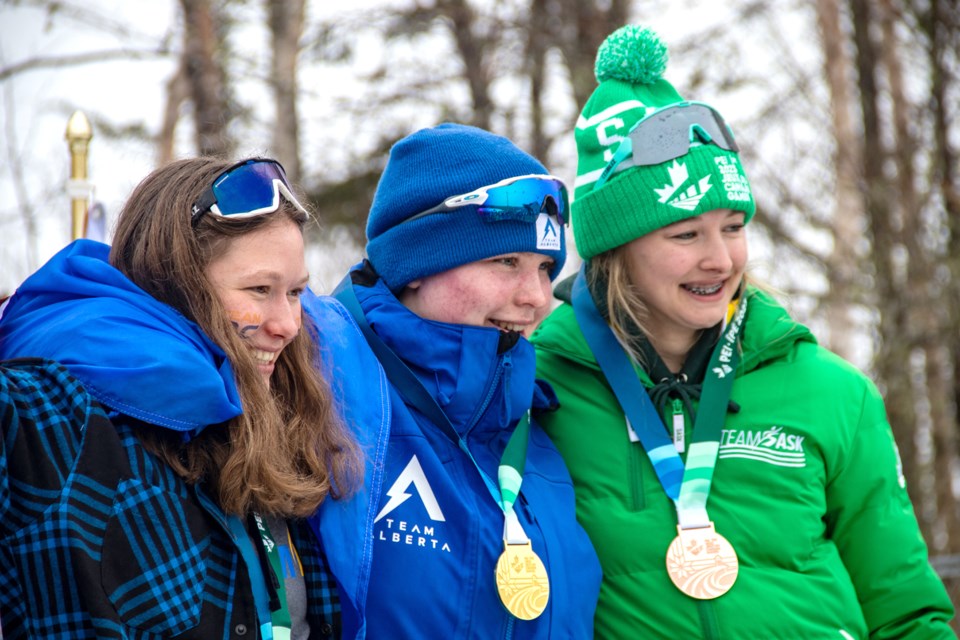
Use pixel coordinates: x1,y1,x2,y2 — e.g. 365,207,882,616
665,522,738,599
495,542,550,619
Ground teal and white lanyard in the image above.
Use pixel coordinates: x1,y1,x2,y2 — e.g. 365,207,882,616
571,266,747,529
498,410,531,544
252,514,295,633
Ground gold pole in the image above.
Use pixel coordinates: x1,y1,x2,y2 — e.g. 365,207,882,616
65,111,93,240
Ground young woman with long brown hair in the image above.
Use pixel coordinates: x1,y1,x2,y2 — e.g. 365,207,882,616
0,157,367,639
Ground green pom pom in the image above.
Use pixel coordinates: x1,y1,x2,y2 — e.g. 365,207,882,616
595,25,668,85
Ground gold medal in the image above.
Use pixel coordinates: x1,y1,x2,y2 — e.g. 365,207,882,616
665,522,738,599
495,541,550,619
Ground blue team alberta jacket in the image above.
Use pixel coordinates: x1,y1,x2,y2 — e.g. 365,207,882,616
0,240,388,639
312,264,601,639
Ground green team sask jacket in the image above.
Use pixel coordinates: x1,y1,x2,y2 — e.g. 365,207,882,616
532,287,954,639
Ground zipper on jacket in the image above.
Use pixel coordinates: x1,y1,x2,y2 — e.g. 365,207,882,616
698,600,720,640
467,349,532,640
464,351,508,437
502,613,515,640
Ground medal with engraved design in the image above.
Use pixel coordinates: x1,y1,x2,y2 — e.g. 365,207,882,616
666,522,738,599
495,541,550,620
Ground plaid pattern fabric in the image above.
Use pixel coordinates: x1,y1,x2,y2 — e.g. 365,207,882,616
289,518,341,638
1,359,339,639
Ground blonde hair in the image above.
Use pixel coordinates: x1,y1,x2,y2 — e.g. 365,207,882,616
590,246,752,366
589,247,652,365
110,157,361,517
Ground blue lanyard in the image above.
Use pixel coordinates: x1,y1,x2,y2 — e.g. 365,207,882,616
226,514,274,640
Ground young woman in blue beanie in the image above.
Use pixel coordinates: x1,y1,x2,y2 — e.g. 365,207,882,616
0,157,377,639
531,25,954,638
310,122,601,638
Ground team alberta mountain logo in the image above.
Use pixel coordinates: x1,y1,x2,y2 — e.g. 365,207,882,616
718,425,807,468
374,454,452,553
536,212,561,251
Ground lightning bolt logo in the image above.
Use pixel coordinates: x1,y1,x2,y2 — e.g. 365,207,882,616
375,454,446,523
536,212,561,251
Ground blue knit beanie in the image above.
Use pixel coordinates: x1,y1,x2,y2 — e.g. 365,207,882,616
365,123,567,292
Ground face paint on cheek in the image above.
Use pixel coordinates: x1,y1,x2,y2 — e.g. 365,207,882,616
227,310,262,338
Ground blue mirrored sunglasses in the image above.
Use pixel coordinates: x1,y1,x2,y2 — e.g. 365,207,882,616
191,158,308,226
405,174,569,226
595,101,740,190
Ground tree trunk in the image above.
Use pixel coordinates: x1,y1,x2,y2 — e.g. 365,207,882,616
527,0,548,162
923,0,960,450
179,0,232,157
551,0,630,114
848,0,925,521
158,59,189,166
878,0,955,548
922,0,960,553
814,0,864,359
927,344,959,553
441,0,493,131
267,0,305,184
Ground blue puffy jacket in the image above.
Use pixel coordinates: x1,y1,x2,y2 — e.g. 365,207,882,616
316,264,601,639
0,240,387,639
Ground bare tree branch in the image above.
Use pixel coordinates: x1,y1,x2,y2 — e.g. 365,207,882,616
0,48,171,82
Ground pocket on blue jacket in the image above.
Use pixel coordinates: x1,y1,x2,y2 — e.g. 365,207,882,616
100,479,209,635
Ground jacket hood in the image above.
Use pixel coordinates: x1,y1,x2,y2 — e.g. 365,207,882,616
533,284,817,377
348,265,541,435
735,288,818,372
0,240,242,437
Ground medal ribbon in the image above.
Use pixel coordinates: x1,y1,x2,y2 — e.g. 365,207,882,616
226,514,275,640
498,410,531,543
253,514,294,632
571,266,746,529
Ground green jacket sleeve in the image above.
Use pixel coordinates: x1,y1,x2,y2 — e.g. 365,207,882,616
824,375,954,638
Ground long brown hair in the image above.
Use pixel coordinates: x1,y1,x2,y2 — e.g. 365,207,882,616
110,157,361,517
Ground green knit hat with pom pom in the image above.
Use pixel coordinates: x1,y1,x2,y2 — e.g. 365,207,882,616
572,25,755,260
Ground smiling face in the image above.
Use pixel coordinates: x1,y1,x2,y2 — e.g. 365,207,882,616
205,218,309,388
399,252,555,338
624,208,747,363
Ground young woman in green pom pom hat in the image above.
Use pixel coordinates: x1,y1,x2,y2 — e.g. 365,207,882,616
531,24,955,639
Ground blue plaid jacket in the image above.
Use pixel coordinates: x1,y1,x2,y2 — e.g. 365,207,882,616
0,359,339,639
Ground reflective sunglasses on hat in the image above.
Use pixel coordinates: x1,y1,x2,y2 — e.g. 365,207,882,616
594,101,740,190
405,174,569,226
190,158,309,227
